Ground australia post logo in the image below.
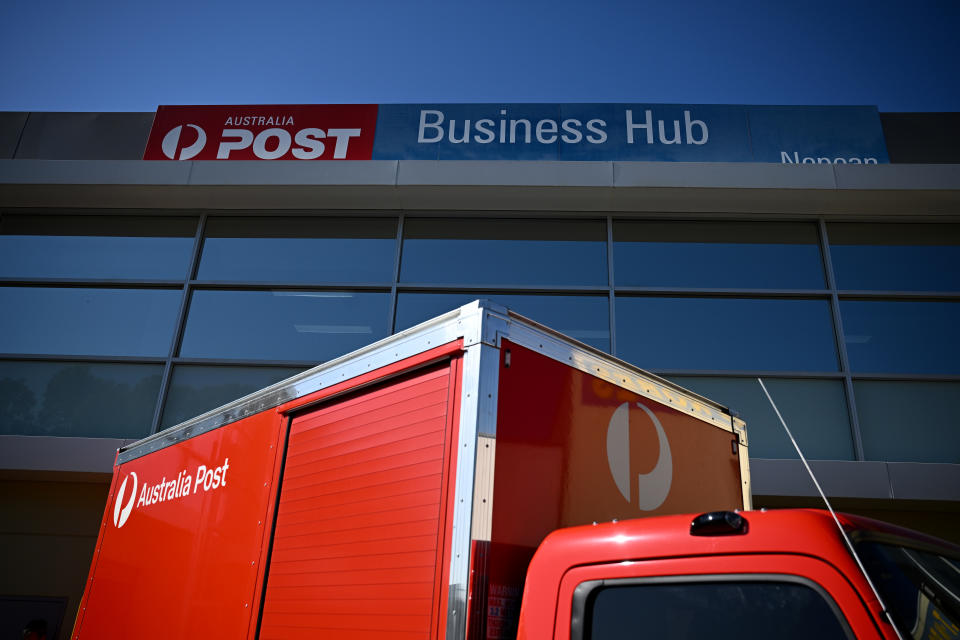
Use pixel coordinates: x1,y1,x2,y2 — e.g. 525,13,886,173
111,457,230,529
605,402,673,511
143,105,378,161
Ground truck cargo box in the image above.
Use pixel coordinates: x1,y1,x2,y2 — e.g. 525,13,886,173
73,300,750,640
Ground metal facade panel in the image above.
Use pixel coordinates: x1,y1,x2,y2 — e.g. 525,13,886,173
14,112,154,160
0,111,27,158
259,361,459,639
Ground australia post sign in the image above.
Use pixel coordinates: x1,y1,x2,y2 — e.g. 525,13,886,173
144,104,378,161
144,103,890,163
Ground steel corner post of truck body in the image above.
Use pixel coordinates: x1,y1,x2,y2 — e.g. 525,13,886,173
72,299,752,640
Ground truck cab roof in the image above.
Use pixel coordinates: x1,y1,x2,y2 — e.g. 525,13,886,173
519,509,960,640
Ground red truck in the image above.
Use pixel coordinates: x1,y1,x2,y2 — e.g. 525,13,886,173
72,301,958,640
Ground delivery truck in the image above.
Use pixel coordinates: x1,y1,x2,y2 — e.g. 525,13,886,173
71,300,959,640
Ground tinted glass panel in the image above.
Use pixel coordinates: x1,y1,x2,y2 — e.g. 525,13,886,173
161,365,305,428
829,223,960,291
198,216,397,283
616,297,838,372
0,215,196,280
395,293,610,352
668,377,853,460
854,381,960,463
400,218,607,286
0,360,161,438
180,290,391,361
586,581,849,639
614,221,824,289
857,542,960,639
841,301,960,374
0,287,181,357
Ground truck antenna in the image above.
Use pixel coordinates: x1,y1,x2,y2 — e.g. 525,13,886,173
756,378,905,640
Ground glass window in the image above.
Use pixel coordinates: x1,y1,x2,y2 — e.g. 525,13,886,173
841,301,960,374
828,223,960,291
198,216,397,284
857,542,960,639
614,221,825,289
160,365,305,428
585,581,850,639
395,293,610,352
0,215,196,280
615,297,838,372
854,381,960,463
179,290,391,362
400,218,607,286
0,287,182,357
668,377,853,460
0,360,162,438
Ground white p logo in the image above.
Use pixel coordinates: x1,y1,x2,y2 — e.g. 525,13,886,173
113,472,137,528
606,402,673,511
161,124,206,160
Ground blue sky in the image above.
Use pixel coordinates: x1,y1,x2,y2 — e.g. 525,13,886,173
1,0,958,112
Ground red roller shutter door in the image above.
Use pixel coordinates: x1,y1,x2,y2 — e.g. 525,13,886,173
259,360,460,639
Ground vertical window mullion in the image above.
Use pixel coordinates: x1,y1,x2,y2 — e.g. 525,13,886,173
390,214,405,334
150,212,208,434
819,218,865,461
607,215,617,356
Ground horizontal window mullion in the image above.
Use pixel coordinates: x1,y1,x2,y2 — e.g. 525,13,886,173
0,354,168,364
188,281,393,291
838,290,960,301
614,287,831,298
652,369,846,378
849,372,960,382
171,357,323,368
396,284,609,294
0,278,184,289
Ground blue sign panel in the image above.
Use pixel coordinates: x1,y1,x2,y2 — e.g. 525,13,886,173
748,106,889,164
372,103,888,163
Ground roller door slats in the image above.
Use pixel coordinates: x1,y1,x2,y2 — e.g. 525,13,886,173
271,520,439,551
285,484,439,518
275,506,439,540
290,367,446,426
285,415,447,474
260,622,431,639
269,552,437,577
265,566,436,588
271,532,438,563
261,613,431,632
265,598,432,617
279,462,441,502
289,396,448,453
285,429,445,480
283,442,445,488
288,372,448,436
260,362,455,639
262,582,433,601
278,488,441,526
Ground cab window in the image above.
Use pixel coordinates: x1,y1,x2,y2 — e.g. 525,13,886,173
857,542,960,640
580,579,851,639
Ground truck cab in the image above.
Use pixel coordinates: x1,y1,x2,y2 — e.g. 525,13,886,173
517,509,960,640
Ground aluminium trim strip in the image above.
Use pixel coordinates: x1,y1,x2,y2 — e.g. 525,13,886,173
117,302,485,464
498,308,741,433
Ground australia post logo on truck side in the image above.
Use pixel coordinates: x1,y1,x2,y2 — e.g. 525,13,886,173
111,457,230,528
143,105,378,161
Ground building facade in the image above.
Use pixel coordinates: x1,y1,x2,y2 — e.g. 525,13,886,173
0,108,959,638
